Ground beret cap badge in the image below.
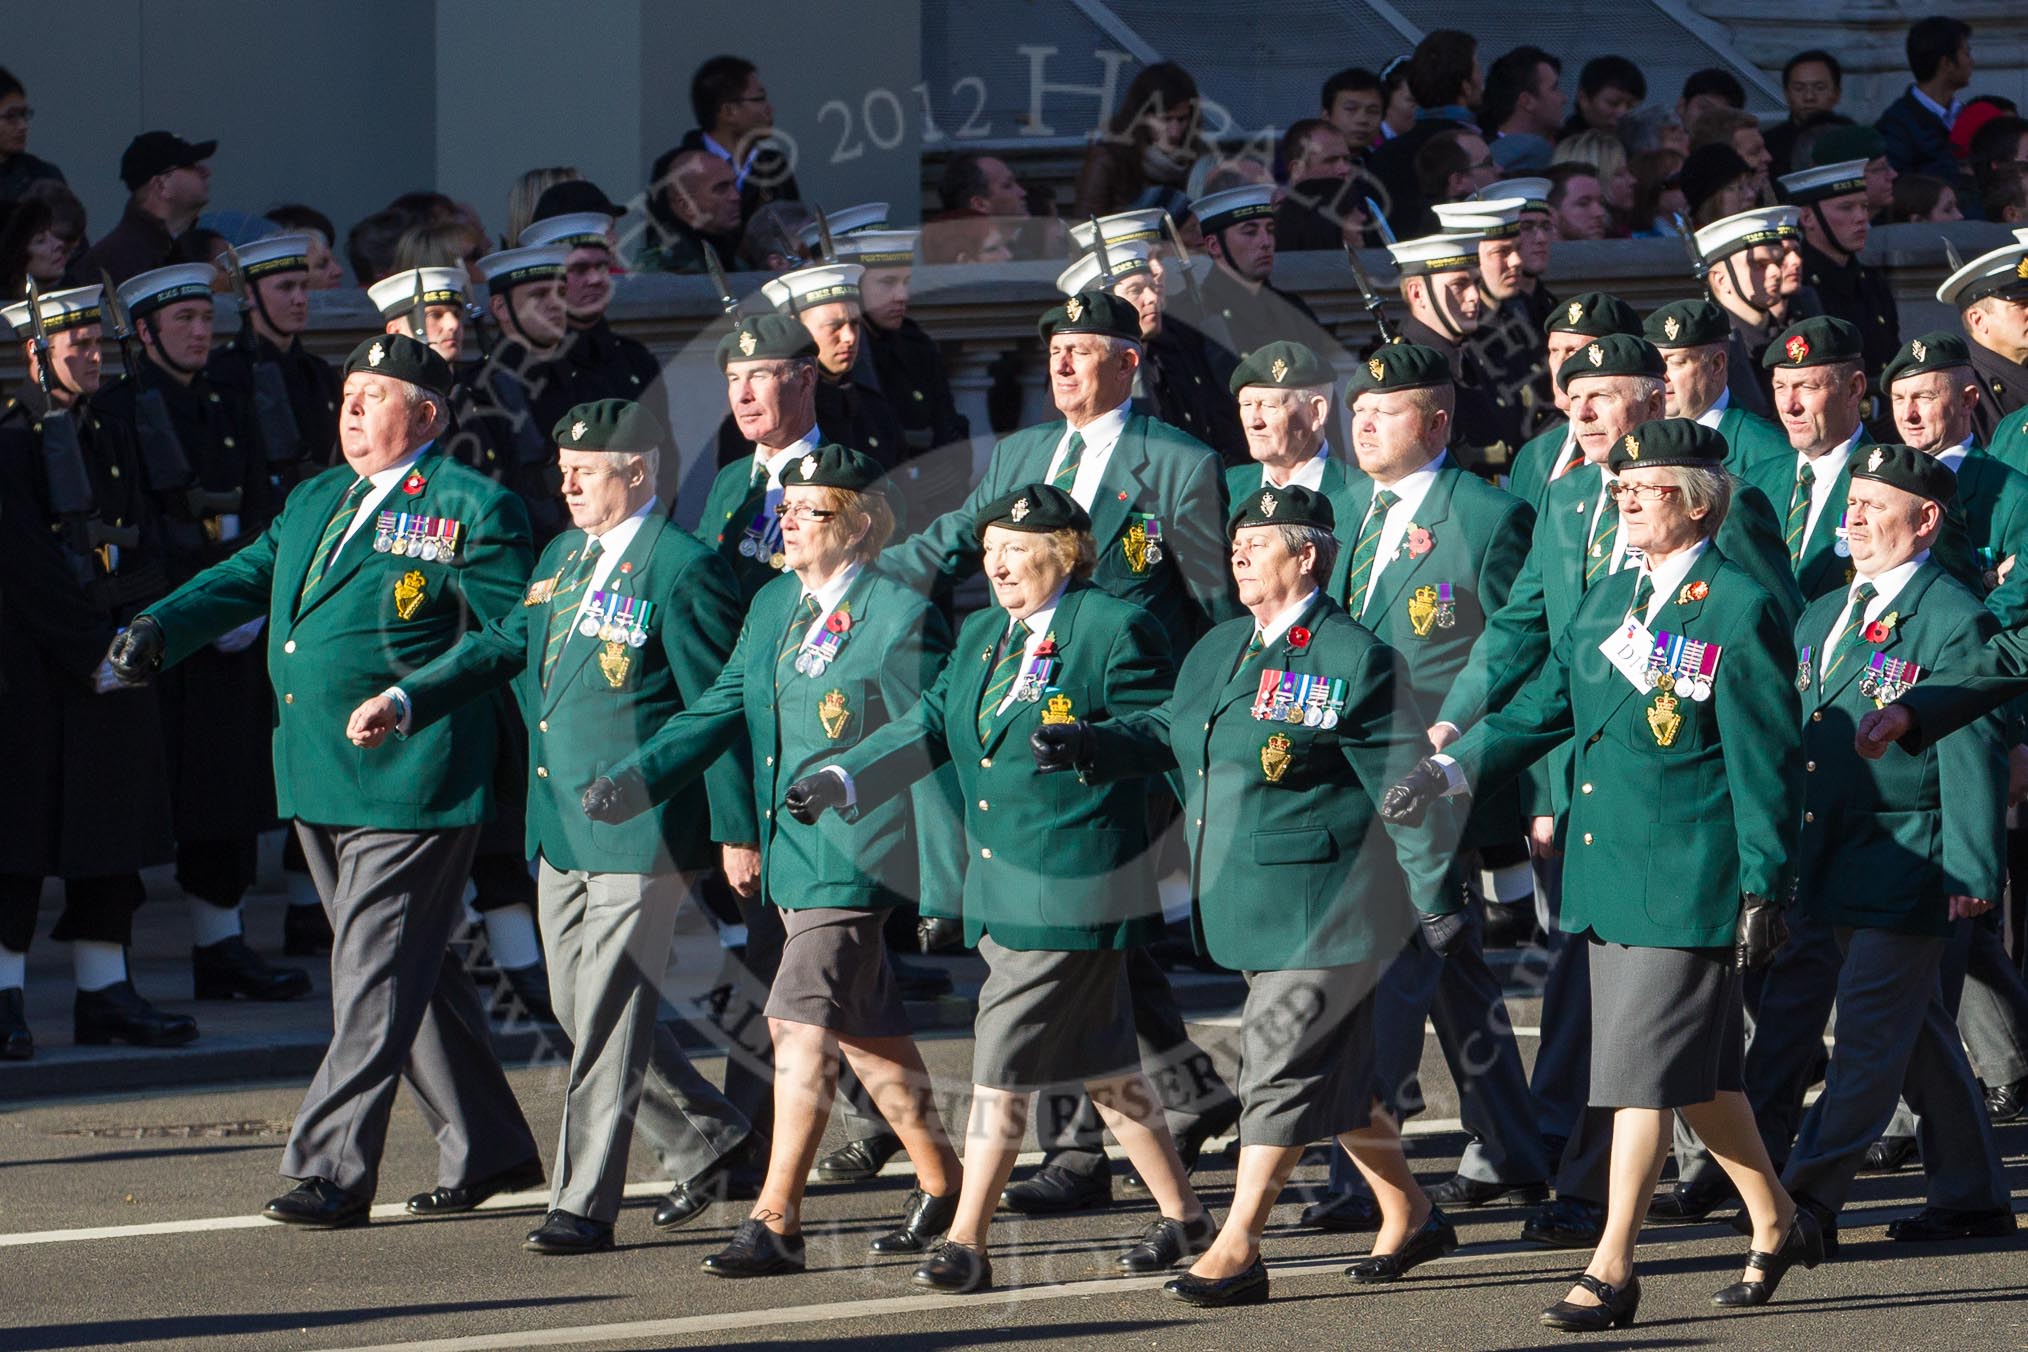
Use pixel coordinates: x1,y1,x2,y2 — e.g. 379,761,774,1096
1367,357,1384,380
800,455,817,479
1868,447,1885,472
1662,315,1680,341
1010,496,1030,522
738,329,758,356
1786,334,1810,363
1271,357,1289,383
1911,339,1927,363
367,341,385,367
1258,492,1277,518
1623,433,1640,460
1568,301,1583,324
570,420,588,442
1587,342,1604,367
1064,296,1084,322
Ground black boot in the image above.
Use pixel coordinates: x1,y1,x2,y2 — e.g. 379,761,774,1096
282,904,333,957
0,988,32,1060
74,981,197,1047
499,963,557,1025
193,936,312,1001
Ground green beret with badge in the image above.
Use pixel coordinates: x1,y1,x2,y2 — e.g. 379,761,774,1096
1763,315,1864,369
1850,441,1956,506
973,482,1091,540
785,442,885,492
553,398,665,453
1227,482,1336,537
1547,290,1642,339
715,312,817,368
1038,287,1141,343
1880,331,1973,387
1644,298,1729,349
1557,332,1665,387
1608,417,1727,472
344,331,453,399
1811,125,1887,168
1346,342,1452,395
1229,340,1334,394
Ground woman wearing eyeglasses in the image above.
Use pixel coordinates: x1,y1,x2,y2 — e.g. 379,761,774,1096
1386,418,1818,1332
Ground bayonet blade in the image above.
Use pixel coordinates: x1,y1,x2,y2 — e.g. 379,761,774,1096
702,241,738,315
812,203,837,265
1087,214,1112,282
409,268,428,342
1364,197,1397,246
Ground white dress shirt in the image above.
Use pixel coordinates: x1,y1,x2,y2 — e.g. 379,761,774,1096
1261,443,1332,491
990,584,1069,714
1358,452,1448,616
1253,588,1319,648
1795,429,1859,551
1046,400,1132,509
792,561,863,652
1935,437,1972,472
1632,538,1709,626
337,444,432,549
1587,464,1637,575
1693,386,1733,429
1821,552,1926,676
566,498,658,632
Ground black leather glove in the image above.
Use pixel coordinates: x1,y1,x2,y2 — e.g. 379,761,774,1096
581,776,628,823
1419,908,1469,957
106,615,165,685
1030,720,1093,774
1734,892,1788,971
917,915,963,954
783,772,846,824
1380,757,1450,826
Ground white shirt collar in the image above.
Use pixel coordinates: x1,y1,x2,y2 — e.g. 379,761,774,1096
803,559,862,616
1371,450,1446,516
1064,399,1132,453
1909,84,1963,128
1637,539,1709,623
757,424,823,486
1853,553,1928,613
1256,588,1319,646
1797,427,1861,544
1262,442,1331,491
1007,581,1068,642
1935,436,1974,471
586,496,657,556
339,444,433,547
366,445,429,491
1693,387,1732,428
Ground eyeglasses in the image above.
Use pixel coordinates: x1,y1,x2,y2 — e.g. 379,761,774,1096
1605,482,1683,503
778,505,837,522
0,107,33,124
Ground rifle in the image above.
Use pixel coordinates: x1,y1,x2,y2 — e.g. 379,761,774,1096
1671,212,1709,281
23,277,96,547
1364,196,1398,247
811,203,837,265
1341,240,1399,347
99,268,238,519
703,241,740,316
221,244,306,475
1087,214,1113,282
408,267,429,343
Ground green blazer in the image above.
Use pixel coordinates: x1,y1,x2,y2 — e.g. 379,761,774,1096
881,412,1240,648
1931,447,2028,629
693,457,782,605
1223,455,1368,546
1450,545,1802,947
1986,402,2028,474
1737,449,1857,602
1092,594,1458,971
607,565,961,912
831,585,1175,950
144,449,534,830
1714,405,1791,468
1793,563,2006,937
396,515,752,874
1503,421,1570,511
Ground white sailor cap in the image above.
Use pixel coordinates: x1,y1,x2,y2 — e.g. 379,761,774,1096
1935,242,2028,309
2013,227,2028,247
831,229,918,269
1057,241,1156,296
796,202,890,254
0,284,104,337
1069,208,1169,252
1386,232,1482,278
476,246,568,290
761,262,865,315
1776,158,1869,206
1694,207,1798,264
517,212,614,251
1191,185,1277,233
366,266,470,320
1434,197,1525,240
220,233,312,280
118,264,216,319
1482,178,1552,213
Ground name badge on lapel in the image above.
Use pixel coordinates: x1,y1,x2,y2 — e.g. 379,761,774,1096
1599,615,1658,692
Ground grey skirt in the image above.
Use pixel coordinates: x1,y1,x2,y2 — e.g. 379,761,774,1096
1588,938,1744,1109
763,906,911,1037
1235,963,1381,1147
970,935,1138,1091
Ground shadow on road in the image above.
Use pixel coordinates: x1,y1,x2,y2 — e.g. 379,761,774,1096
1,1295,612,1351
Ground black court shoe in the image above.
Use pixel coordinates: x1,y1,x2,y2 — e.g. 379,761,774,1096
523,1209,614,1255
815,1131,902,1183
1117,1212,1217,1272
1540,1274,1640,1331
701,1218,806,1277
1712,1208,1824,1307
1163,1258,1270,1308
1344,1209,1458,1282
869,1187,959,1254
263,1177,369,1229
912,1240,992,1292
193,936,312,1001
74,981,198,1047
405,1157,544,1215
1885,1206,2017,1242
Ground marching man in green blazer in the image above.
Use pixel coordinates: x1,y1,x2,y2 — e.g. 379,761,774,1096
1223,339,1363,526
106,333,542,1229
584,444,965,1279
1644,299,1792,470
1781,444,2016,1248
343,399,755,1254
1501,291,1643,510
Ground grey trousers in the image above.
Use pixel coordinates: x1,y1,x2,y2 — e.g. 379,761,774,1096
1783,925,2010,1215
1960,913,2028,1087
282,823,537,1197
537,860,750,1223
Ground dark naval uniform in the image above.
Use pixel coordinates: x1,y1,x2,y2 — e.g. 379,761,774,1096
447,340,576,547
1969,339,2027,450
864,317,973,528
1399,314,1508,471
1186,264,1324,392
206,333,342,488
556,317,662,404
1798,242,1898,393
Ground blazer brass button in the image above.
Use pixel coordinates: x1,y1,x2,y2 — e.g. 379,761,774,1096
283,693,294,704
980,847,992,859
980,756,992,768
536,766,549,778
537,720,548,733
978,800,989,810
283,640,297,654
1811,711,1823,723
1805,760,1816,772
1804,811,1815,823
1582,832,1593,844
1580,783,1592,794
765,755,774,766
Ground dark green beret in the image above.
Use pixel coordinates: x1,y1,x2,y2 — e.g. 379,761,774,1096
553,398,664,453
715,313,816,368
780,442,884,492
1880,330,1973,387
973,482,1091,540
1850,442,1956,506
1346,342,1452,395
344,332,452,400
1812,125,1887,167
1557,333,1665,387
1763,315,1864,369
1644,298,1729,348
1226,482,1336,537
1229,340,1333,393
1546,291,1641,339
1607,417,1726,472
1039,288,1141,343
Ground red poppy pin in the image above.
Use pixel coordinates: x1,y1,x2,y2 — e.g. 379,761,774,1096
826,606,852,634
1288,626,1311,651
1677,580,1708,604
400,470,427,496
1117,490,1129,501
619,561,634,575
1406,526,1434,558
1035,637,1058,657
1864,610,1898,644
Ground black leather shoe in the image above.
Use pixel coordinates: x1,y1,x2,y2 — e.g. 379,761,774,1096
652,1143,759,1230
405,1158,544,1215
869,1186,959,1254
912,1239,992,1292
1522,1197,1605,1249
1539,1273,1640,1331
282,904,332,957
1300,1190,1381,1232
1345,1209,1458,1282
1885,1206,2017,1242
263,1177,369,1229
1650,1176,1738,1224
1986,1077,2026,1122
74,981,197,1047
524,1209,614,1254
1000,1163,1110,1215
815,1131,902,1183
1726,1197,1840,1259
1427,1175,1549,1208
701,1217,806,1277
1117,1211,1216,1272
1861,1135,1917,1173
1124,1100,1239,1190
0,988,32,1060
498,963,557,1024
1712,1207,1824,1306
1163,1258,1270,1307
193,936,312,1001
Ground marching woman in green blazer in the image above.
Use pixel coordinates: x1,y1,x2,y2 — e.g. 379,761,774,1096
1386,419,1821,1331
784,483,1211,1293
582,444,963,1280
1058,483,1465,1308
